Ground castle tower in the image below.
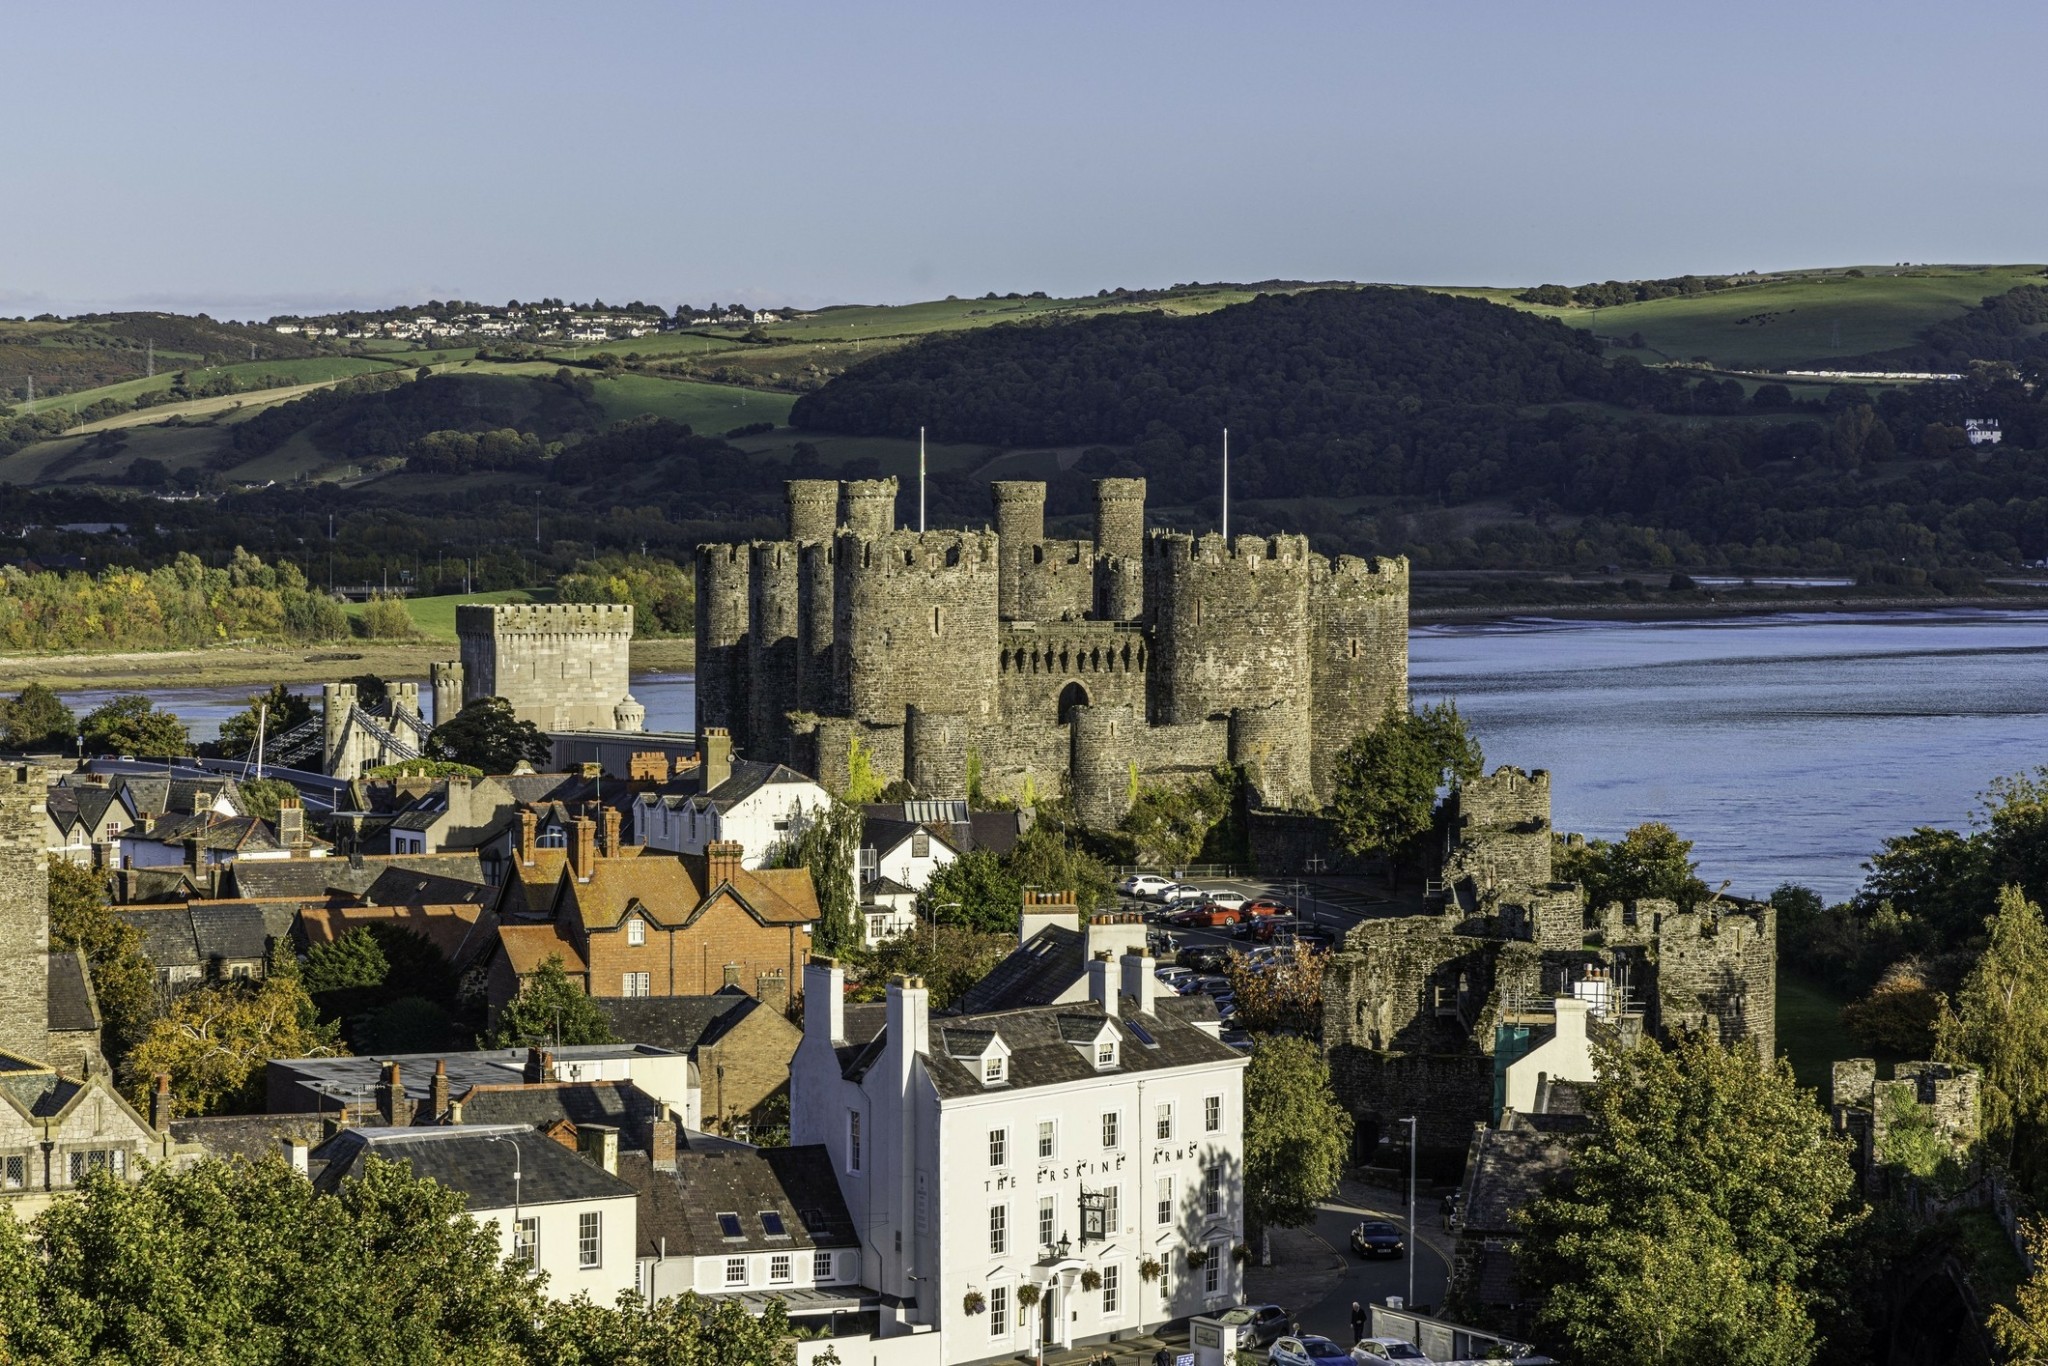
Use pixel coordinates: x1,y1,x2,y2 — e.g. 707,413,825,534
430,660,464,726
840,478,899,541
321,682,358,776
694,546,753,745
0,765,51,1062
905,706,969,798
1229,701,1311,810
1069,704,1135,829
991,480,1047,620
1146,532,1311,728
787,479,840,545
1094,478,1146,620
1308,555,1409,802
798,539,837,714
457,603,636,732
748,541,801,762
391,681,420,722
834,530,1000,727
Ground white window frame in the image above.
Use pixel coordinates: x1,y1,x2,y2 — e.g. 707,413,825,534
1102,1183,1120,1234
627,916,646,946
984,1053,1006,1084
1101,1111,1120,1149
579,1210,602,1269
1156,1175,1174,1226
989,1202,1008,1255
990,1284,1009,1337
1204,1094,1222,1132
1156,1101,1174,1141
725,1256,748,1286
813,1249,836,1282
1205,1165,1221,1217
1095,1038,1117,1068
989,1127,1008,1168
1102,1262,1120,1315
1204,1241,1222,1295
1037,1118,1056,1159
1038,1195,1056,1248
514,1216,539,1271
770,1253,792,1283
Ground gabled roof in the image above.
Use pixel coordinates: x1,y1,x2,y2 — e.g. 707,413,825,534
1459,1127,1571,1235
130,812,281,854
47,951,99,1033
187,900,298,961
697,760,823,813
955,925,1083,1015
454,1079,661,1131
360,867,493,908
495,849,569,920
311,1124,635,1208
228,852,487,901
170,1112,327,1163
594,991,775,1054
621,1142,857,1260
560,851,702,931
117,906,203,968
860,817,963,864
497,922,587,977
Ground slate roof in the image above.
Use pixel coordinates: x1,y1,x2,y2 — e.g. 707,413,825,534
360,866,494,907
1460,1127,1571,1235
115,775,240,821
594,992,756,1053
228,852,487,901
456,1080,661,1130
0,1069,82,1120
699,760,819,812
115,902,299,968
312,1124,636,1207
117,906,203,968
848,995,1243,1098
621,1142,857,1260
955,925,1083,1015
131,812,281,854
46,952,99,1033
46,783,126,838
170,1112,328,1163
270,1044,681,1115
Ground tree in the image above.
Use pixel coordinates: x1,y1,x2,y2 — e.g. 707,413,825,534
1118,768,1239,871
216,683,314,756
428,696,551,773
1556,821,1713,909
918,848,1024,936
81,694,189,757
778,800,861,954
842,926,1014,1011
1243,1035,1351,1263
486,955,618,1048
1838,957,1942,1055
1005,820,1114,914
1935,885,2048,1198
304,927,390,995
354,594,419,639
1,683,76,750
235,777,302,823
1221,942,1327,1035
1328,701,1482,859
1515,1032,1857,1366
1991,1219,2048,1363
47,858,156,1066
123,965,343,1114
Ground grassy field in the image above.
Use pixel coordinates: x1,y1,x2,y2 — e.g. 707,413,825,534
1437,265,2046,370
343,588,535,642
17,356,401,418
587,372,794,429
1776,967,1893,1095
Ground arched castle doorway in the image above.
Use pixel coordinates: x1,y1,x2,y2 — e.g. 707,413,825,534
1057,680,1090,725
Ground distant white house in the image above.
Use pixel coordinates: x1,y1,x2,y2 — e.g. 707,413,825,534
1966,418,2004,447
634,753,831,871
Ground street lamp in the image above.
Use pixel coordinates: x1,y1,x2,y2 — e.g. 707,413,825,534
487,1133,525,1268
932,901,960,955
1400,1116,1417,1312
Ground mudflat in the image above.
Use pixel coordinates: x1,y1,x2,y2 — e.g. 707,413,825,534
0,637,697,691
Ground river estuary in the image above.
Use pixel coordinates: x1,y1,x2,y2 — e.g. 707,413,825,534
56,609,2048,902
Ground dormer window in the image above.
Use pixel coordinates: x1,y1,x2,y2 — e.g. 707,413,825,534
1095,1039,1118,1069
626,916,645,946
984,1054,1006,1084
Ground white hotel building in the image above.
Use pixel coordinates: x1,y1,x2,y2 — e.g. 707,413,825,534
791,952,1248,1365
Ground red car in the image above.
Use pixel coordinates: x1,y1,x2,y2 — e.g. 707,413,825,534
1241,899,1293,919
1168,903,1240,928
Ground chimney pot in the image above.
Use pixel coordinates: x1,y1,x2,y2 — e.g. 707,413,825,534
707,839,743,887
518,810,538,866
570,816,597,881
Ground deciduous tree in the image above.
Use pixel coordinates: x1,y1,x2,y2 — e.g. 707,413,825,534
1243,1035,1351,1262
918,849,1024,936
47,858,156,1066
1935,885,2048,1198
1221,942,1327,1036
81,694,188,757
485,954,618,1049
1556,821,1711,909
779,799,862,954
123,964,343,1115
216,683,314,756
428,696,552,773
1328,701,1482,860
1,683,76,750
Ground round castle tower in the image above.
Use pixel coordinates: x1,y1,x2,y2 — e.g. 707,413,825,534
840,478,899,541
991,480,1047,620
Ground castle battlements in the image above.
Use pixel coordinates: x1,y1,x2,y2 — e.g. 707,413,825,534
696,477,1409,818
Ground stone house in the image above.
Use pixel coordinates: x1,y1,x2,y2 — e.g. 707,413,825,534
597,988,804,1140
0,1055,162,1217
115,899,302,997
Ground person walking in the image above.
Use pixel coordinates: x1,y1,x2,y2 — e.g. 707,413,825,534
1349,1301,1366,1343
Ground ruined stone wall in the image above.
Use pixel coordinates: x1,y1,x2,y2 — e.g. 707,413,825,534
456,604,635,731
834,530,1001,728
694,546,752,745
1308,554,1409,802
996,621,1148,728
1146,532,1311,730
970,718,1069,805
0,765,51,1063
1013,540,1097,623
1643,903,1776,1059
1442,769,1555,897
748,542,801,763
1131,719,1230,780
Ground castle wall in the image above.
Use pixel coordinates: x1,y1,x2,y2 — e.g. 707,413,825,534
0,765,51,1063
748,542,801,762
904,707,970,799
1308,555,1410,800
1093,479,1146,619
996,622,1148,727
1146,533,1311,727
1014,539,1096,623
798,716,907,795
970,720,1070,806
453,604,636,732
798,541,836,714
694,546,752,745
834,531,1001,728
1645,903,1776,1059
1132,719,1231,779
1228,702,1311,809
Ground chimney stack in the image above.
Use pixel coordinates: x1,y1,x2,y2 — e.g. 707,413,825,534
886,974,930,1095
276,796,306,850
578,1123,620,1176
150,1073,173,1131
523,1047,553,1085
707,839,743,888
518,810,538,866
700,728,732,793
650,1105,678,1172
600,807,622,857
757,970,790,1018
376,1061,405,1126
184,835,203,874
1088,951,1116,1013
805,955,845,1046
1121,950,1157,1017
570,816,597,881
429,1058,450,1121
283,1137,310,1176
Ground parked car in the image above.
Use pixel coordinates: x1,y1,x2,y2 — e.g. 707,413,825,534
1214,1304,1290,1349
1351,1340,1429,1365
1271,1336,1351,1366
1350,1219,1406,1259
1219,1025,1254,1050
1160,883,1208,905
1176,945,1230,973
1169,904,1238,928
1154,965,1194,990
1203,890,1249,911
1242,898,1293,918
1118,873,1175,899
1192,975,1234,998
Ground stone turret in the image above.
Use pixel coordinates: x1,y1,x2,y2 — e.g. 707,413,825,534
694,545,752,746
840,478,899,541
786,479,840,544
992,480,1047,620
430,660,463,726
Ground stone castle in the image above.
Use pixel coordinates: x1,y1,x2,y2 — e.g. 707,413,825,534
694,476,1407,818
1323,766,1778,1155
431,603,644,733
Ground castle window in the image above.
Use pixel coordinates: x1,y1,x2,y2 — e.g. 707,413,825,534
1058,681,1090,725
1349,639,1361,659
932,606,943,636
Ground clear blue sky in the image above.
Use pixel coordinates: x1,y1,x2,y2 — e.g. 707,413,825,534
5,1,2042,319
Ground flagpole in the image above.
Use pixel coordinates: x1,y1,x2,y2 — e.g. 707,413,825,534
1222,427,1229,540
919,426,927,533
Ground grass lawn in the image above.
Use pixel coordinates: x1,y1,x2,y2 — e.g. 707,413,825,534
587,373,794,430
1776,966,1895,1095
344,588,537,642
18,356,400,417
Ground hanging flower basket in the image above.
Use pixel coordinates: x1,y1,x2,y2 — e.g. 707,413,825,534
963,1290,986,1315
1137,1257,1164,1283
1017,1283,1043,1310
1184,1247,1211,1270
1080,1268,1103,1292
1231,1243,1253,1265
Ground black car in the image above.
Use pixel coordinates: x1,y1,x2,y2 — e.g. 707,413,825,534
1176,945,1230,973
1350,1219,1406,1259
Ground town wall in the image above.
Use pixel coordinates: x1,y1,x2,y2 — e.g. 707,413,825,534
1441,768,1556,899
457,603,635,732
0,765,51,1063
